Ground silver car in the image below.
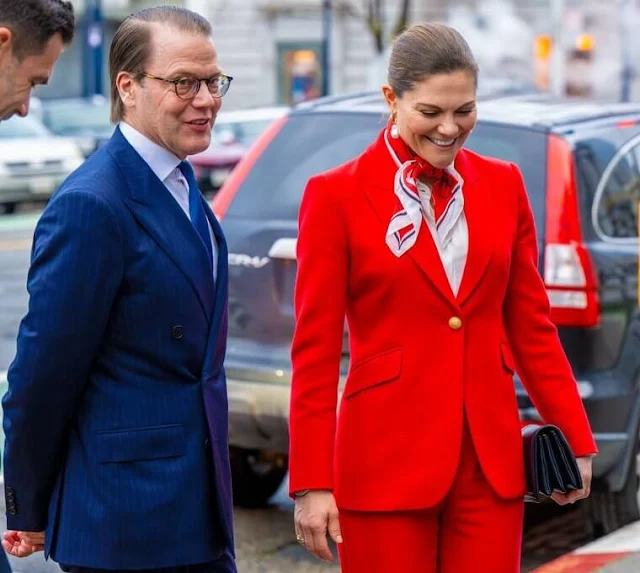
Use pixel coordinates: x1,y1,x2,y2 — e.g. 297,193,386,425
0,114,84,214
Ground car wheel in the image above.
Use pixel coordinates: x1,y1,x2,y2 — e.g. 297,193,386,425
229,446,288,508
1,203,16,215
585,433,640,537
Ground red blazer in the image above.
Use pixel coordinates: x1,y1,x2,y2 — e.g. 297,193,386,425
288,129,597,511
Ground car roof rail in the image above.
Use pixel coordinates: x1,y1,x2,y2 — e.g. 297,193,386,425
294,91,381,112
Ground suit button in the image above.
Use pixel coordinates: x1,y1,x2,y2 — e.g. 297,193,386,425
448,316,462,330
171,325,184,339
204,438,210,447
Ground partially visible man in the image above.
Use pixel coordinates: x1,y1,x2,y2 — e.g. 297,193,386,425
0,0,74,120
0,0,74,566
2,5,236,572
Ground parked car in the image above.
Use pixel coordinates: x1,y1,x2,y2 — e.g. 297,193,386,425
190,106,289,195
0,115,84,213
212,91,640,530
40,95,114,157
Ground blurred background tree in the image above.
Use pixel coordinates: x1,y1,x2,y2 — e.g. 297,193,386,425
360,0,411,54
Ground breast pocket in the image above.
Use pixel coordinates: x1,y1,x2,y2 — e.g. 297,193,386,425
344,348,403,399
95,424,186,464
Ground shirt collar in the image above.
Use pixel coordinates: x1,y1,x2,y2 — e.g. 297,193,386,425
119,121,182,183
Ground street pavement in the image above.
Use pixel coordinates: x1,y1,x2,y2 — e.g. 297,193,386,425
531,521,640,573
0,210,635,573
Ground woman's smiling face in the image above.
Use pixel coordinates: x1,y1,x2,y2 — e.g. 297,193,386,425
383,69,478,169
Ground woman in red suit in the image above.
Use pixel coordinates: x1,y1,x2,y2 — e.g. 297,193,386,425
289,22,597,573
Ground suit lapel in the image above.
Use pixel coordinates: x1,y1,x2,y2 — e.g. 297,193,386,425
455,150,494,306
107,128,215,321
361,132,458,308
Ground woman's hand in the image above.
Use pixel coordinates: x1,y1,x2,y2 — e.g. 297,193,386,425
294,489,343,562
551,455,593,506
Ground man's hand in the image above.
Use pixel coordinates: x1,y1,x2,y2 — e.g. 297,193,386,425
294,490,343,563
2,530,45,557
551,456,593,506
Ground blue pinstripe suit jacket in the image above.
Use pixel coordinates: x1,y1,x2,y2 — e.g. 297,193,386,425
2,128,235,570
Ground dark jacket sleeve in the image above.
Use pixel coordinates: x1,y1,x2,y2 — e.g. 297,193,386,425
2,189,124,530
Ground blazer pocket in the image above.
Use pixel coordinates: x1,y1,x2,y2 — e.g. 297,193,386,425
344,348,403,399
500,342,516,375
95,424,186,464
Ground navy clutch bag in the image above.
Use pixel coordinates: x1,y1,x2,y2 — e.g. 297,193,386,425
522,424,583,503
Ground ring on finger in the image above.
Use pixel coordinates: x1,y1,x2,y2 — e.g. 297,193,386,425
296,533,305,544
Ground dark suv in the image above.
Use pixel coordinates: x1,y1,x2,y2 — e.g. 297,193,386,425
213,92,640,534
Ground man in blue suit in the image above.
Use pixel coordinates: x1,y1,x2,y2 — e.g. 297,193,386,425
2,6,236,571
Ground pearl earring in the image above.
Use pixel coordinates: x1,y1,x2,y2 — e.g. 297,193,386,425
390,123,399,139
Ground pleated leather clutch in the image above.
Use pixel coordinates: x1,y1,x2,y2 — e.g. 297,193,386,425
522,424,583,503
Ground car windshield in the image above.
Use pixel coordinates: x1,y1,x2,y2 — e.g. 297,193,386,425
225,111,547,236
43,102,112,135
0,115,51,139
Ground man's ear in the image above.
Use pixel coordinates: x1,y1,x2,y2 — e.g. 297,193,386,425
0,27,14,60
116,71,137,110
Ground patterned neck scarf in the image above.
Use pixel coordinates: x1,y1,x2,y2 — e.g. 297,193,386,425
384,122,462,257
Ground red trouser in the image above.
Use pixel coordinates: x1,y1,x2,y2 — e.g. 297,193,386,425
337,418,525,573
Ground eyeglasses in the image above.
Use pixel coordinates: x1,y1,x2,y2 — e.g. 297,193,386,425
140,72,233,99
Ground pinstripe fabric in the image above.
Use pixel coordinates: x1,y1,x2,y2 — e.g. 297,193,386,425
2,127,235,570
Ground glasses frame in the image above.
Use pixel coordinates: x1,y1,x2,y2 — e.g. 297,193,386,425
139,71,233,99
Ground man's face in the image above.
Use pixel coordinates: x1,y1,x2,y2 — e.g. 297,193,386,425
0,30,64,120
119,23,223,160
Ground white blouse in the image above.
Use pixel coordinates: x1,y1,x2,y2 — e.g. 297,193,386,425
416,166,469,296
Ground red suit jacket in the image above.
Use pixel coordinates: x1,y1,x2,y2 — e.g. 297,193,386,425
289,129,597,511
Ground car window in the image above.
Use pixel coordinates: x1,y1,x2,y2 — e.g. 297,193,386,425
213,118,283,147
0,115,50,138
226,112,547,230
225,112,385,220
234,119,278,146
43,103,112,135
590,133,640,239
465,123,547,236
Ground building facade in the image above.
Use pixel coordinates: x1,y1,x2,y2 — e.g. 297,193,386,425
39,0,640,107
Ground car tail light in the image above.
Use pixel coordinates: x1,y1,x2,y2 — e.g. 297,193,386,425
543,134,600,327
212,115,288,220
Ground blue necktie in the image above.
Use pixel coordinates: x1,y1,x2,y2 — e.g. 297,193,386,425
179,160,214,272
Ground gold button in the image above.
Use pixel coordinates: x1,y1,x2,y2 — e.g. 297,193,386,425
448,316,462,330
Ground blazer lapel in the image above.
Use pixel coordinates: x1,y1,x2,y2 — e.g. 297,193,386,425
361,131,458,309
107,128,215,321
455,150,494,306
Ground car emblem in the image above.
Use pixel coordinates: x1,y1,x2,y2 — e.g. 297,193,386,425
228,253,270,268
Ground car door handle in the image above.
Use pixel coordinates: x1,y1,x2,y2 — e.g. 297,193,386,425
268,238,297,261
